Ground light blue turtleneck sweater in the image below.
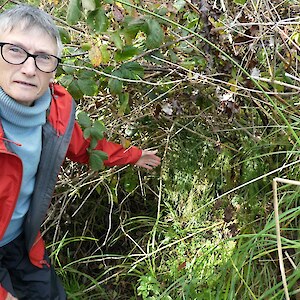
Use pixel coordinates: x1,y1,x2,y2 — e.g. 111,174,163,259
0,88,51,247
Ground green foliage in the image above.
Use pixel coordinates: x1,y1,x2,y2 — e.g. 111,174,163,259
137,274,170,299
144,18,164,49
87,8,109,33
77,111,108,170
66,0,82,25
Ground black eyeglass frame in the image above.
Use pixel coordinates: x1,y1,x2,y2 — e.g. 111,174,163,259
0,42,61,73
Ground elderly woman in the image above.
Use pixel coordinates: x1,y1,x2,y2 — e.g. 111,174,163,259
0,4,160,299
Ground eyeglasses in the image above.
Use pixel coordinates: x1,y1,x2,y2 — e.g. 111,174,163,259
0,42,61,73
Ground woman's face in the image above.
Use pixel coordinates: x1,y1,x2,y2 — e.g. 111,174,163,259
0,26,58,106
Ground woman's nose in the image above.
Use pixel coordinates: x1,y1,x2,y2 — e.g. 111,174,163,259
20,57,37,76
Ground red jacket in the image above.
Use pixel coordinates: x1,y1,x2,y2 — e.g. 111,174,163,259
0,84,141,297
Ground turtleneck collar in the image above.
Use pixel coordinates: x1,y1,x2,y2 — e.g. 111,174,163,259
0,87,51,128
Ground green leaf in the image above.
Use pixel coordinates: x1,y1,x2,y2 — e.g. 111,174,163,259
122,169,138,192
115,45,140,61
78,111,92,128
67,0,82,25
122,16,147,44
89,137,98,149
83,127,92,139
58,27,71,44
78,70,96,79
173,0,186,11
61,59,76,75
108,77,123,95
96,150,108,160
81,43,92,51
87,8,109,33
59,74,73,87
234,0,247,4
77,78,98,96
110,31,123,50
168,49,178,63
123,17,145,44
145,18,164,49
81,0,96,11
100,45,110,64
125,17,147,37
118,92,130,115
68,80,83,100
90,127,104,141
94,120,107,133
119,62,144,79
89,150,108,170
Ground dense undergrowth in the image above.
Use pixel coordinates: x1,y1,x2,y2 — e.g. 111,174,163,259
2,0,300,298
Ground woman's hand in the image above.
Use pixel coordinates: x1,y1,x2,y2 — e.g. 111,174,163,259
6,293,17,300
135,149,161,170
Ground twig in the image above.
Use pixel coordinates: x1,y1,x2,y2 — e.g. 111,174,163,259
0,0,10,10
284,251,297,270
102,182,114,246
119,214,147,255
251,76,300,91
61,63,189,86
272,177,300,300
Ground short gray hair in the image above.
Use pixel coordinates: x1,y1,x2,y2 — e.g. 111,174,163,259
0,4,63,57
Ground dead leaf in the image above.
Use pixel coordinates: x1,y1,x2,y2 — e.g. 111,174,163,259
89,46,102,67
113,5,124,22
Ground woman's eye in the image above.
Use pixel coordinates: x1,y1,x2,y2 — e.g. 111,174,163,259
38,54,51,61
9,46,22,53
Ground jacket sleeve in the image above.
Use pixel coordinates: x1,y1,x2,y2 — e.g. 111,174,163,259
0,285,8,300
66,121,142,167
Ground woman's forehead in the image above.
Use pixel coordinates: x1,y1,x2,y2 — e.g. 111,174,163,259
0,26,58,54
